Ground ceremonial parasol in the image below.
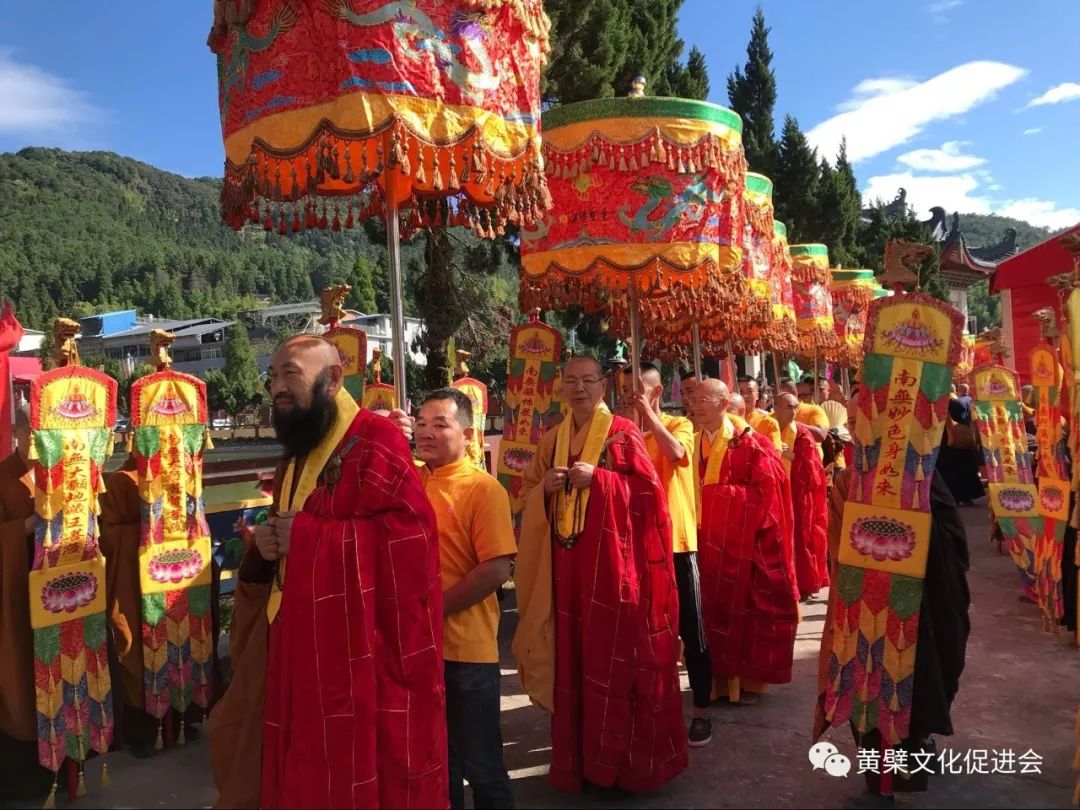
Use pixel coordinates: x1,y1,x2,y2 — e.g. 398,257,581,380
519,83,750,384
209,0,552,407
663,172,783,377
790,243,838,397
828,268,886,369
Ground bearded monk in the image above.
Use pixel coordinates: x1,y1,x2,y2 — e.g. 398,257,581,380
692,379,798,705
512,355,687,793
774,392,829,601
0,403,54,802
210,336,446,809
739,377,783,454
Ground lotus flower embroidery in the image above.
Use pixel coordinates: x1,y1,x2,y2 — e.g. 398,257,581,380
849,516,917,563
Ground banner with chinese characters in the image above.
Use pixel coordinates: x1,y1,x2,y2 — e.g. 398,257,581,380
822,293,963,746
28,366,117,783
130,371,214,738
1030,342,1068,625
973,363,1039,602
325,324,368,402
453,374,489,471
499,316,563,523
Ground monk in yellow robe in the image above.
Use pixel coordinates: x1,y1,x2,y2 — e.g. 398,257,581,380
513,355,687,792
739,377,782,454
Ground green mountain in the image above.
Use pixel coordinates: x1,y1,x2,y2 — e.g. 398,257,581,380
0,147,429,330
952,212,1054,252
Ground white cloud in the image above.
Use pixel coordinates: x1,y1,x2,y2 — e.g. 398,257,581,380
863,172,1080,230
1023,127,1043,135
0,50,100,135
1026,82,1080,108
929,0,964,11
996,199,1080,230
897,141,986,172
808,61,1027,163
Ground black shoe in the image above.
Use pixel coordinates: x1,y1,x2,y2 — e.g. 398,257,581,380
688,717,712,748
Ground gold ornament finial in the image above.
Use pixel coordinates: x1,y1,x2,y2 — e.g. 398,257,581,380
51,318,81,368
150,330,176,370
629,75,647,97
455,349,471,377
1033,308,1060,340
880,239,934,290
319,284,351,327
371,347,383,385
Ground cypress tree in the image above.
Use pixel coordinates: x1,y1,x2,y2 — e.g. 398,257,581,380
727,7,780,176
773,115,820,243
542,0,634,103
667,46,710,101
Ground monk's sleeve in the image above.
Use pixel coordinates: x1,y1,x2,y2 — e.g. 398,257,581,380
671,417,694,468
512,427,559,712
0,513,35,741
752,439,799,602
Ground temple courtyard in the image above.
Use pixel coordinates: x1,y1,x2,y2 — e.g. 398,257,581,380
18,503,1077,810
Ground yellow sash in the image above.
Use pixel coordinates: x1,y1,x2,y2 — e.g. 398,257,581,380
267,387,361,622
695,415,735,524
553,403,613,545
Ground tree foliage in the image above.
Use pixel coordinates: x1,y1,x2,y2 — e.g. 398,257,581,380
204,323,264,419
727,6,779,176
773,115,820,244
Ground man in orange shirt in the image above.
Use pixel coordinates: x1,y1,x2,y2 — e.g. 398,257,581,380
620,364,712,747
415,389,517,810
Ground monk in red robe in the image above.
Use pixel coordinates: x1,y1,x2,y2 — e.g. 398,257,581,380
692,379,798,704
210,336,446,809
512,355,687,793
775,392,829,600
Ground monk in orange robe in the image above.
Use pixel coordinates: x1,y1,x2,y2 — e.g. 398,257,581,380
775,392,829,600
692,379,798,704
0,404,54,802
210,336,446,809
513,355,687,793
739,376,783,454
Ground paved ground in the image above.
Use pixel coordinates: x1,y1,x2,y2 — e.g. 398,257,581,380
29,502,1079,809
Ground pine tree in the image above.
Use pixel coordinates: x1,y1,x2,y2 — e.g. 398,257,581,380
620,0,687,97
542,0,635,103
833,139,864,265
346,252,378,314
667,46,710,100
773,115,820,243
220,322,264,419
727,7,779,176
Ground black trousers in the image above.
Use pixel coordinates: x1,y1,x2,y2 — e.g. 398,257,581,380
445,661,515,810
673,551,712,709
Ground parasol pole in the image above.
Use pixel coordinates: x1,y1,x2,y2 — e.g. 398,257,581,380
771,352,782,391
691,322,703,381
842,366,851,399
813,348,821,403
384,173,408,410
628,278,642,387
725,340,736,388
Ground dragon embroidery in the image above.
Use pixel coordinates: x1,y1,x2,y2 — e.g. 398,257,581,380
617,174,722,242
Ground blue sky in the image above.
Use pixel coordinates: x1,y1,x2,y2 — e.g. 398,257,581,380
1,0,1077,228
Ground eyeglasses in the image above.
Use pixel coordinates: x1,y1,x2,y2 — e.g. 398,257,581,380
562,377,604,389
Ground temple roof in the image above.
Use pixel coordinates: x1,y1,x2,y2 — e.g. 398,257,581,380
861,189,1020,288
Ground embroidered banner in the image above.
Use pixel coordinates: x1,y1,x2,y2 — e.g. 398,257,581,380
498,315,563,524
973,363,1040,602
325,324,368,402
823,293,963,746
1030,341,1068,625
130,371,214,737
791,243,839,357
28,366,118,784
452,374,489,471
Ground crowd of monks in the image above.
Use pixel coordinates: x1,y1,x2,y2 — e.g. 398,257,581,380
0,341,914,809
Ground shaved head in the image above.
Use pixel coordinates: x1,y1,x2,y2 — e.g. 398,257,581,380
699,378,729,399
694,378,730,431
727,393,746,417
775,391,799,428
269,334,346,458
275,335,343,369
